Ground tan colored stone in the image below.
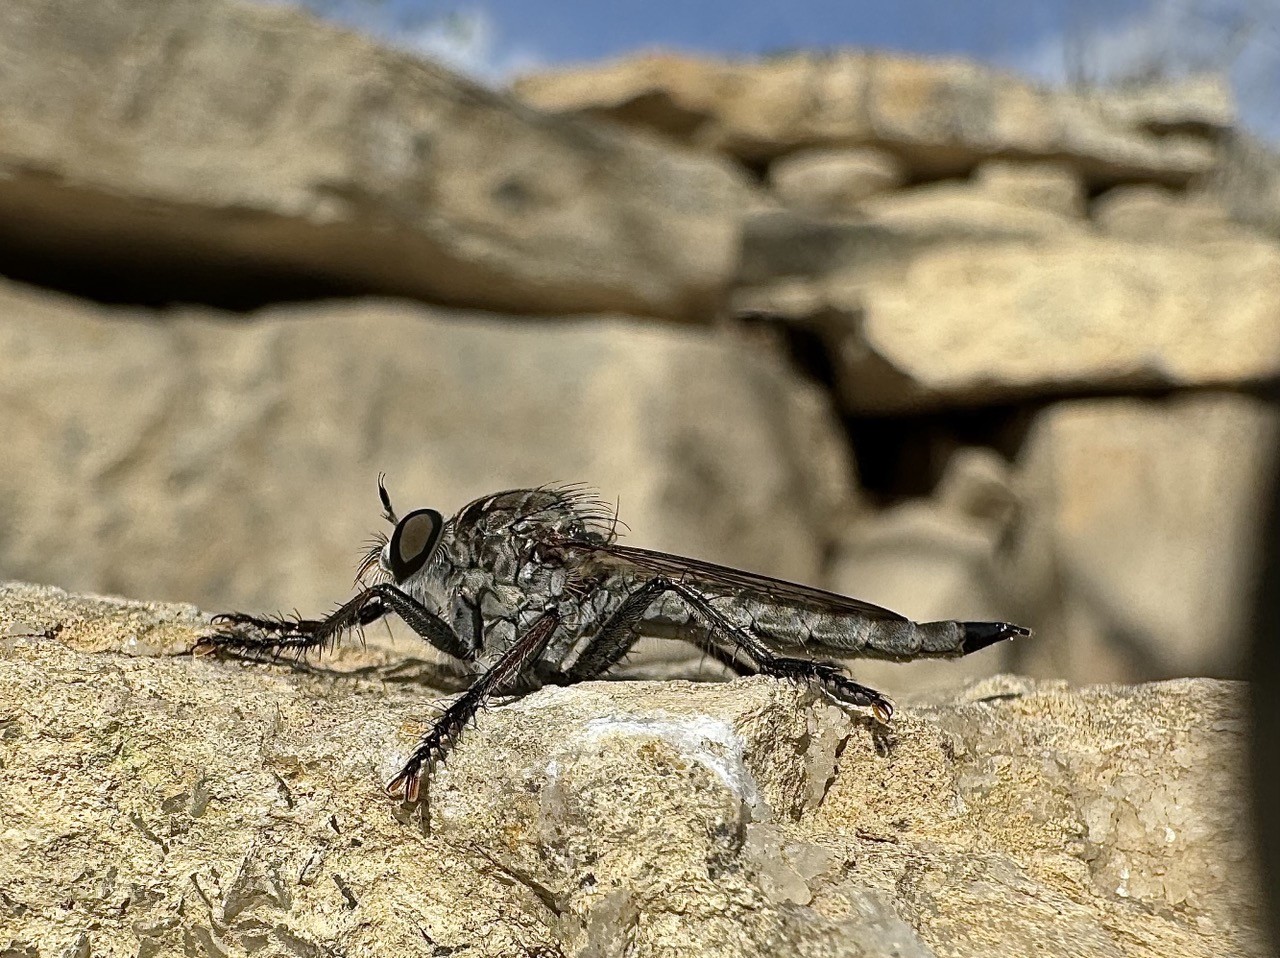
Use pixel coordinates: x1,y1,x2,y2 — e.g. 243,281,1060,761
1011,394,1280,682
1092,184,1240,239
1091,72,1237,137
513,51,1220,186
0,583,1263,957
858,181,1083,240
735,188,1077,292
1204,133,1280,238
0,0,746,321
974,159,1086,217
769,147,905,212
829,235,1280,411
0,277,854,615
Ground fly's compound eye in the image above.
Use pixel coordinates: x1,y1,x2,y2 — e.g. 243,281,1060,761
388,508,444,581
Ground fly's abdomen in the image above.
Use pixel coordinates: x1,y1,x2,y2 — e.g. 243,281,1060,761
646,591,1027,661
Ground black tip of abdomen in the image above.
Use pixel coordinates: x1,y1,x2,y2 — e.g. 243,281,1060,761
960,621,1033,654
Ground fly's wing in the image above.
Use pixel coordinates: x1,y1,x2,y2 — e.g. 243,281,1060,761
562,538,909,623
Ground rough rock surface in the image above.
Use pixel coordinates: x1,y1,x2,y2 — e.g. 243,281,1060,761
0,582,1263,957
512,51,1222,185
0,0,745,320
1011,393,1280,683
0,277,854,614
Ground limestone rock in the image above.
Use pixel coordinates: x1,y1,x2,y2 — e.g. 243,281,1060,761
1090,72,1237,137
0,277,854,614
735,187,1077,292
513,51,1221,186
1204,133,1280,238
857,181,1083,241
829,235,1280,411
769,147,905,212
0,0,745,321
973,159,1086,217
1011,394,1280,683
1092,184,1241,239
0,583,1263,957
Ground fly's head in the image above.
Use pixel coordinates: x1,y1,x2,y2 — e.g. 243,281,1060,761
356,475,452,595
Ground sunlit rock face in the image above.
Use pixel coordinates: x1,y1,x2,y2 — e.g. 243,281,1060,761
0,583,1263,957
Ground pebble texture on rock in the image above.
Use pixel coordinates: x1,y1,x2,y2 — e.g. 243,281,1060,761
0,583,1263,957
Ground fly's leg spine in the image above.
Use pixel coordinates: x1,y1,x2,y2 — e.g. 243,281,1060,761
200,584,473,663
644,576,896,724
386,610,561,805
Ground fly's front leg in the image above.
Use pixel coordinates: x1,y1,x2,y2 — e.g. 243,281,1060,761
200,583,474,663
387,610,561,804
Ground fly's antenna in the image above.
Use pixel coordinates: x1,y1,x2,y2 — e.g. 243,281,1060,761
378,472,399,525
610,496,623,541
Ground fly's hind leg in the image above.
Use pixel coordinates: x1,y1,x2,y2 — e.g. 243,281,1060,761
563,577,894,722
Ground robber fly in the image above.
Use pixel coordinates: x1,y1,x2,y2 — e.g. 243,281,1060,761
200,482,1030,802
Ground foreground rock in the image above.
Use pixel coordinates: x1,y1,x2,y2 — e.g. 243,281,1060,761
0,277,853,613
513,51,1226,186
0,583,1263,957
0,0,744,320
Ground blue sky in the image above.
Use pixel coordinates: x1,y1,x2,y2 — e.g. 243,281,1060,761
287,0,1279,138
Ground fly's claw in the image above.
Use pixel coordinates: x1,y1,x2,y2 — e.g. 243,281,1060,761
770,657,895,724
385,760,427,804
385,741,446,804
386,711,468,804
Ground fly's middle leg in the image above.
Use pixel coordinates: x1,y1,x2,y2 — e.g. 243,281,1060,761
559,578,672,682
387,609,561,804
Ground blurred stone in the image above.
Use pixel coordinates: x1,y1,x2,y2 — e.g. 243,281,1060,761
858,181,1083,240
1092,184,1239,239
513,51,1221,186
1091,73,1237,137
974,159,1086,217
1204,133,1280,238
769,147,905,212
736,190,1076,291
1012,393,1280,682
0,0,745,321
0,277,854,614
0,582,1262,957
828,235,1280,412
736,210,928,289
